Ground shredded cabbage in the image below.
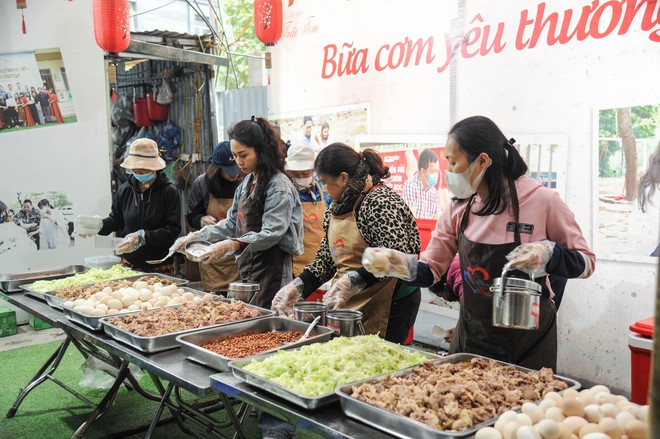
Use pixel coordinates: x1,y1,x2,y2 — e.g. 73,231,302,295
28,265,140,292
242,335,427,396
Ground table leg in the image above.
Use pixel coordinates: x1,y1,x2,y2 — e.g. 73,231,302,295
6,337,95,418
71,361,131,439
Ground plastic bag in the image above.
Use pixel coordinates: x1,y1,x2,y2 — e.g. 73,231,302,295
111,95,134,127
156,78,173,105
79,356,144,389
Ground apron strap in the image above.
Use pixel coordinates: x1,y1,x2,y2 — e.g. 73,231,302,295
459,181,521,244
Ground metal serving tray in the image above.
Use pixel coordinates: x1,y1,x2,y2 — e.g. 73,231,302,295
24,273,188,307
61,286,214,331
101,300,275,353
335,353,582,439
0,265,87,293
177,317,335,372
229,342,438,410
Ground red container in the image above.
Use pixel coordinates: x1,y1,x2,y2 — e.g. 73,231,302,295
628,317,654,404
133,97,154,127
416,218,436,251
146,93,169,121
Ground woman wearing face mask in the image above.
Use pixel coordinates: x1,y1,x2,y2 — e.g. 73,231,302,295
272,143,421,343
186,141,243,293
170,116,303,310
284,142,332,276
362,116,595,370
93,138,182,275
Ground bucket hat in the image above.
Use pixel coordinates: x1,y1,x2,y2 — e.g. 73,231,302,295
120,139,166,171
211,141,240,176
285,142,315,171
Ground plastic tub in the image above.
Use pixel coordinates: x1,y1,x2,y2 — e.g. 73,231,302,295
628,316,654,404
84,255,121,269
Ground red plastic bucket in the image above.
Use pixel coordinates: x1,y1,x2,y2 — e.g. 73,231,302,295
146,93,169,121
133,97,154,127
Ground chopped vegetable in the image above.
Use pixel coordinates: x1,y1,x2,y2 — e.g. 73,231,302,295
242,335,427,396
28,265,140,292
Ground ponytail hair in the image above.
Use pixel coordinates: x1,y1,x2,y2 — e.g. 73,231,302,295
448,116,528,216
228,116,285,211
315,143,390,183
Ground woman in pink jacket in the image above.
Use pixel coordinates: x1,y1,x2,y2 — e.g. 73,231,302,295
364,116,595,370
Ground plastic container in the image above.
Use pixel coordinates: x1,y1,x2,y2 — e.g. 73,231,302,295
628,316,654,404
75,215,103,236
84,255,121,269
0,306,17,337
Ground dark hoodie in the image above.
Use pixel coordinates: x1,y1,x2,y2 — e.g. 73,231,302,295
99,172,181,269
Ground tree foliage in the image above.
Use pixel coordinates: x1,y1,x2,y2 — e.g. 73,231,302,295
598,104,660,177
217,0,265,90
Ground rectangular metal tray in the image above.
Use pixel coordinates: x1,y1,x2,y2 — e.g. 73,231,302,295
0,265,87,293
101,300,275,353
61,286,213,331
229,342,439,410
24,273,188,307
177,317,335,372
335,353,582,439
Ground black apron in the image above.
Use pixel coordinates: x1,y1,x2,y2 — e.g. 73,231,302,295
448,187,558,370
235,188,287,309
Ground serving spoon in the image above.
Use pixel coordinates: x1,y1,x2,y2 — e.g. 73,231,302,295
145,249,176,265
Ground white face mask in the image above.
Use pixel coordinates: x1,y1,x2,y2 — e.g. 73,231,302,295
293,176,313,189
445,159,488,198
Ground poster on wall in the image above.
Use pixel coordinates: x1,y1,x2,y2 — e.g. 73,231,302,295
356,135,451,220
595,103,660,260
270,103,370,153
0,48,77,134
0,190,75,255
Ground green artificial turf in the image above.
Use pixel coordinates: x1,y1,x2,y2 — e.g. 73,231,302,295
0,340,324,439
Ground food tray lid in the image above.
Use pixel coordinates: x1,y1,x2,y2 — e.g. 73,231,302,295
629,317,654,338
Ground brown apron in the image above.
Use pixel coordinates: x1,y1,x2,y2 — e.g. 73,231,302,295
197,196,240,293
293,184,326,276
449,194,557,370
235,188,288,309
328,185,396,337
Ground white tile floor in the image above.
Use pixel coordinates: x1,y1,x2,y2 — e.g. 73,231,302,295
0,325,66,353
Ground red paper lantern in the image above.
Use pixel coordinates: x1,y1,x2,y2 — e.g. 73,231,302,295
254,0,283,46
93,0,131,53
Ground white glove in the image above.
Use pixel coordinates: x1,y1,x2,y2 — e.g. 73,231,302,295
323,271,366,310
199,239,239,264
362,247,418,281
169,232,198,254
506,240,555,277
200,215,218,227
271,278,304,315
116,230,145,254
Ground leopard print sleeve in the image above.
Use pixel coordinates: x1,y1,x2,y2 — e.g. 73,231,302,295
302,208,337,285
358,186,421,254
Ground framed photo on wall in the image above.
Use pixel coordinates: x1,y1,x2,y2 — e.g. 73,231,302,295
594,104,660,261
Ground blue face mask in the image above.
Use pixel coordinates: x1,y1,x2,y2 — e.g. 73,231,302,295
133,172,155,184
426,173,438,187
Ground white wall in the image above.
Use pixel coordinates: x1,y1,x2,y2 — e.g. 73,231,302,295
0,0,113,271
267,0,660,394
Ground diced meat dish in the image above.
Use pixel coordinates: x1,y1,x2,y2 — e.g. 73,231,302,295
350,357,568,432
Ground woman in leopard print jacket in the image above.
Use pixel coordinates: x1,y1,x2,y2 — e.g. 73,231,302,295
272,143,421,343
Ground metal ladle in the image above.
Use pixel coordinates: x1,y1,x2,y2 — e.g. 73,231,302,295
145,249,176,265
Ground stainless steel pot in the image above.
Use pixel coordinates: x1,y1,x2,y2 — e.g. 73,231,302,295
491,264,542,330
326,310,365,337
227,280,260,304
293,302,327,326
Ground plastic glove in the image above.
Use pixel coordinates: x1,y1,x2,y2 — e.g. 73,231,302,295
362,247,418,281
116,230,145,254
200,215,218,227
323,271,367,310
505,240,555,277
198,239,239,264
169,232,198,254
271,278,304,315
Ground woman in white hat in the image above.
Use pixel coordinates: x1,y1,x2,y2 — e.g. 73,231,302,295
96,138,181,274
284,141,331,276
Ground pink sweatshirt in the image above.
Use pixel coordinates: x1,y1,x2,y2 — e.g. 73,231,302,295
420,176,595,283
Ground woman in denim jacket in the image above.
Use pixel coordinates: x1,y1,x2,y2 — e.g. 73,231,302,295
171,116,303,309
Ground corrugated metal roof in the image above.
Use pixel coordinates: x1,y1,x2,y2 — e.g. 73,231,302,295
131,30,215,51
